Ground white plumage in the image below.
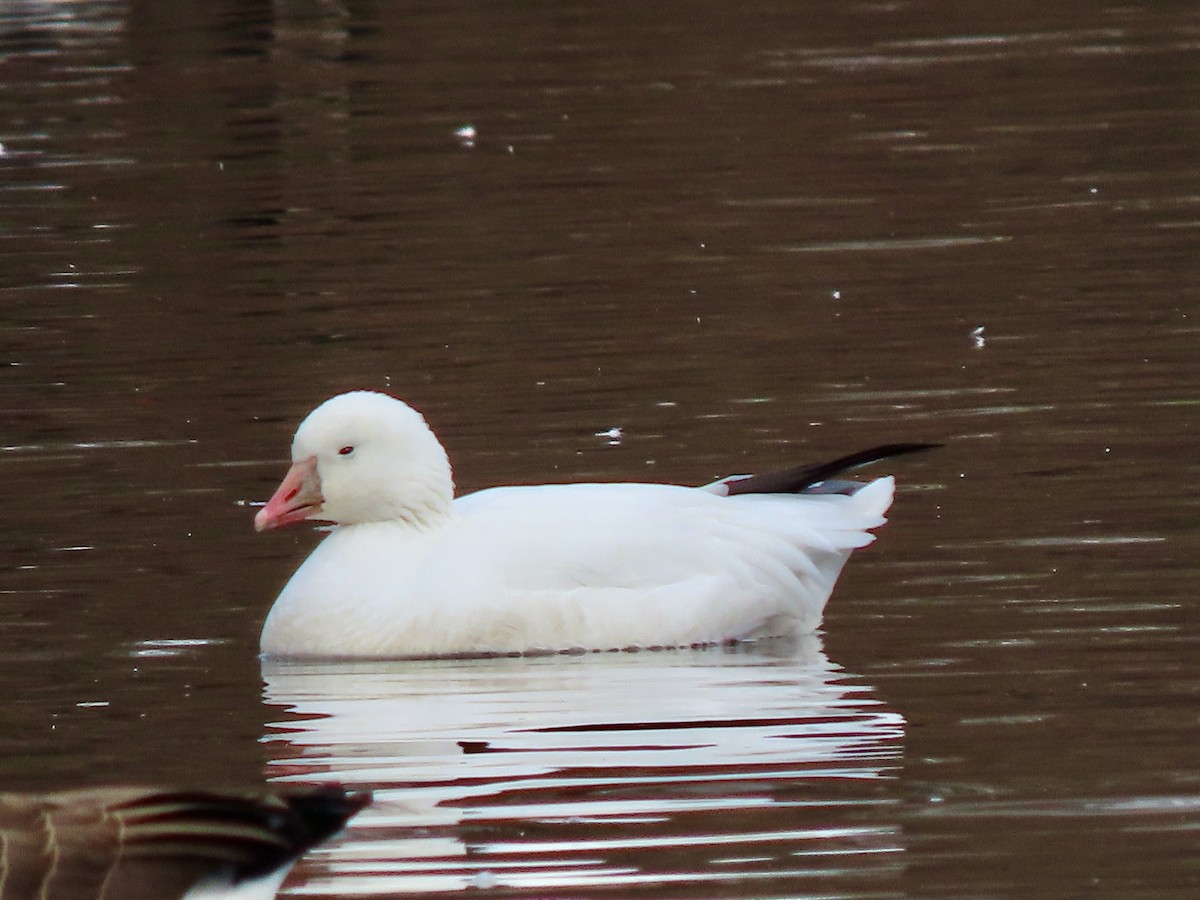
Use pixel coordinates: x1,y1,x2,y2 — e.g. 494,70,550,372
255,391,924,658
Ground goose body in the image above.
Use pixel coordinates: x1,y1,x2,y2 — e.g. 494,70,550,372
255,391,930,658
0,785,369,900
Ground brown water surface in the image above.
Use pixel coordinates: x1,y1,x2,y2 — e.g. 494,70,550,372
1,1,1198,897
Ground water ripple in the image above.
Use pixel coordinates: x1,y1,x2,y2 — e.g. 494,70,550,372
262,645,906,896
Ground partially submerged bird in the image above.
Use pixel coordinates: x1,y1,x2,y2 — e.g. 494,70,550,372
0,784,369,900
255,391,933,658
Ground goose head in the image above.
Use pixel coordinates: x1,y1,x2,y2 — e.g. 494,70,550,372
254,391,454,531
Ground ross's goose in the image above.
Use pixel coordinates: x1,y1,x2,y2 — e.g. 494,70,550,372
254,391,934,658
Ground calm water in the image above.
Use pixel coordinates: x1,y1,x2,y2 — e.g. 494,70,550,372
2,0,1199,897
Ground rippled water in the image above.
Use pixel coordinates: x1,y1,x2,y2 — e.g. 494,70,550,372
2,0,1199,897
263,645,904,897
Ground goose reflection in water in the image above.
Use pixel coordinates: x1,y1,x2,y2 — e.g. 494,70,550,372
260,637,906,897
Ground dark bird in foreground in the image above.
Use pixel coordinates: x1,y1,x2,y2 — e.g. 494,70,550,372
0,785,370,900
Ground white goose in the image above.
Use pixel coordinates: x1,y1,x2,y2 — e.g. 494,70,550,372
254,391,932,658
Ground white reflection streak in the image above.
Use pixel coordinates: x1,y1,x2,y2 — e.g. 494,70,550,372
771,235,1011,253
262,643,906,896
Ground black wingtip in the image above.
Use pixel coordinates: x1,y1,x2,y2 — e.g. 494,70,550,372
722,442,941,497
282,786,373,853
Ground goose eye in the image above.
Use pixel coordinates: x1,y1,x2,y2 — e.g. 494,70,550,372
338,445,355,456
